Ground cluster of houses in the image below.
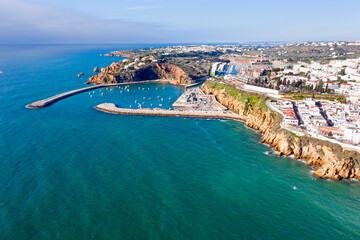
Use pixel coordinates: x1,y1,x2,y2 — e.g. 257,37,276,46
122,55,157,70
282,58,360,89
273,98,360,145
278,100,299,126
154,45,256,55
317,100,360,144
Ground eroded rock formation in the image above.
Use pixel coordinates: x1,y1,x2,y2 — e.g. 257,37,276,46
201,81,360,181
87,62,190,85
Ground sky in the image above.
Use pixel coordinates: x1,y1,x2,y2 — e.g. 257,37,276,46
0,0,360,44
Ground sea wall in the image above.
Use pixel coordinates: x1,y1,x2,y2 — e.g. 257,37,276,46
201,80,360,181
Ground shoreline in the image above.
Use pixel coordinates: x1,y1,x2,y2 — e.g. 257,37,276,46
200,81,360,181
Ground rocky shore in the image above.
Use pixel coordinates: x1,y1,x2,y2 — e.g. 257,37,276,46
201,80,360,181
87,62,190,85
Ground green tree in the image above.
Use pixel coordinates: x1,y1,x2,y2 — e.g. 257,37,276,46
266,71,271,79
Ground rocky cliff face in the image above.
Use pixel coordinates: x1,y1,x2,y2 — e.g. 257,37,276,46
201,81,360,181
87,63,190,85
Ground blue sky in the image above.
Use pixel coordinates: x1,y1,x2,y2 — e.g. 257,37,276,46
1,0,359,44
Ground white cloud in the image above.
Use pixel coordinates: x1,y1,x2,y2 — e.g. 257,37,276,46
0,0,173,43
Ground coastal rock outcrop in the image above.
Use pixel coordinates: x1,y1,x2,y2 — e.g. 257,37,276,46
201,81,360,181
87,62,190,85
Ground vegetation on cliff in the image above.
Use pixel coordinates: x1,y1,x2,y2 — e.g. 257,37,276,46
205,80,268,114
201,80,360,181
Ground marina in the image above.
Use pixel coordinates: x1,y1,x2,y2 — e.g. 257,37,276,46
95,87,246,121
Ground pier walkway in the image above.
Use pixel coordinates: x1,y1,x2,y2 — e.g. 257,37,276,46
95,103,248,121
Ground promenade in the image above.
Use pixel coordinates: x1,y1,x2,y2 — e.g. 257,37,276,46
95,103,248,121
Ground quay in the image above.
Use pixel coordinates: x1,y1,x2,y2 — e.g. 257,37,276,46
95,103,248,121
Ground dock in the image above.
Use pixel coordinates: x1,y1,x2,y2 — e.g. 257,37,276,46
95,103,247,121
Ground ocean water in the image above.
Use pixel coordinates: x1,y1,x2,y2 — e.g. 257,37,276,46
0,44,360,240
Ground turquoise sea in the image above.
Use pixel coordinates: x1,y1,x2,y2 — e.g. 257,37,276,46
0,44,360,240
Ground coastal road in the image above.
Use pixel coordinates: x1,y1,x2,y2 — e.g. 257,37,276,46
265,100,283,115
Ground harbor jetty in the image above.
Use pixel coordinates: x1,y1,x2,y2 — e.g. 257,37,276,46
26,79,192,109
95,103,248,121
27,84,107,108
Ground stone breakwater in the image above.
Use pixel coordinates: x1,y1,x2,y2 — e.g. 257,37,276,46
26,80,187,109
201,81,360,181
27,84,107,108
95,103,248,122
